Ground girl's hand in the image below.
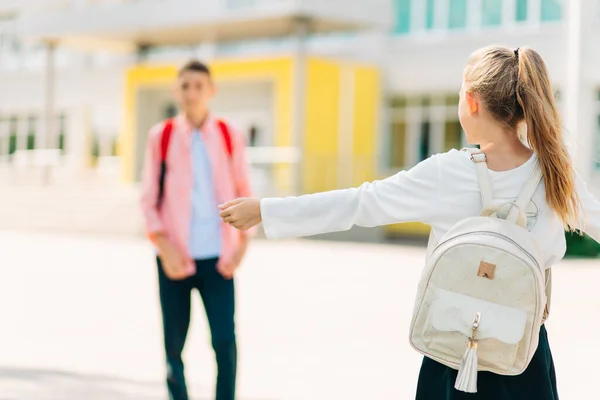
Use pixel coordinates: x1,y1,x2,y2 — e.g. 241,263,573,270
219,198,262,231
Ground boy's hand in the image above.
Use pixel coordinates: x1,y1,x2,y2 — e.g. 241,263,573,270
155,234,189,280
216,235,248,279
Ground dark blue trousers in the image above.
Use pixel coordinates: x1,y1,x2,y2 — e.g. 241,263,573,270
157,257,236,400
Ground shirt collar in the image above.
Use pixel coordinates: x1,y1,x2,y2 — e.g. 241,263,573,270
175,112,215,135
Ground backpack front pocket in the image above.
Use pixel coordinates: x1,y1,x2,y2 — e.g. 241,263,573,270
422,288,527,371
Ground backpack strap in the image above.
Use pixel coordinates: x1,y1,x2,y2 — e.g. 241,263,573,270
463,148,494,208
464,148,552,322
517,163,551,323
156,119,174,209
543,268,552,323
515,160,543,211
216,119,233,159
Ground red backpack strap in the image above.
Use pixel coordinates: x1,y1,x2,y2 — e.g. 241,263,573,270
160,119,174,161
216,119,233,158
156,119,174,208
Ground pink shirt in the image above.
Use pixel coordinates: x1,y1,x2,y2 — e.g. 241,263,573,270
140,114,253,276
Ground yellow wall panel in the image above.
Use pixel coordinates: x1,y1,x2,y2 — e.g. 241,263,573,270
303,59,340,193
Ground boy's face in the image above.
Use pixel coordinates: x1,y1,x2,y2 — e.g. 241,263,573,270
176,70,215,113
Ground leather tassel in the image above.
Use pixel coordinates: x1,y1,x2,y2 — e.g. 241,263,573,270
455,312,481,393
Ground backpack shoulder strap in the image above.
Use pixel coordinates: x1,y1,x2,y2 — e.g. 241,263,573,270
501,158,542,224
160,119,174,162
463,148,493,208
216,119,233,159
156,119,174,208
515,159,543,211
517,160,551,322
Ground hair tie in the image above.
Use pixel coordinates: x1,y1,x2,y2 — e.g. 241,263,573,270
514,48,520,58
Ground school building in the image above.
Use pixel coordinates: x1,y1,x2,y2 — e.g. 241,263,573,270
0,0,598,237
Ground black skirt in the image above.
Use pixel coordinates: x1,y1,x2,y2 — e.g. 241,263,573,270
416,325,558,400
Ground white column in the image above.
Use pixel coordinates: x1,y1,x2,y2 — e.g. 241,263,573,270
337,65,355,189
564,0,595,183
528,0,542,26
66,106,92,173
292,17,310,194
411,0,427,33
41,41,57,184
35,115,44,150
434,0,450,31
467,0,483,31
503,0,517,28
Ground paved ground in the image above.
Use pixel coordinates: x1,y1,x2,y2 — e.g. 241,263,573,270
1,230,599,400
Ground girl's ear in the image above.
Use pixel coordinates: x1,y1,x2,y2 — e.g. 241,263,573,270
465,91,479,116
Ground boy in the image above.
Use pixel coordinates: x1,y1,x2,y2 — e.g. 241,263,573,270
140,60,253,400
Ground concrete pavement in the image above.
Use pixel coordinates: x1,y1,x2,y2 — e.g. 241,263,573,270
1,230,599,399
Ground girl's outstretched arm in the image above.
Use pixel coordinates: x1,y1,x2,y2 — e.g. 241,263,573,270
220,154,441,239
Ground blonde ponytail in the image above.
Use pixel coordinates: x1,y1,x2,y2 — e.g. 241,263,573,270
516,48,578,229
465,46,579,229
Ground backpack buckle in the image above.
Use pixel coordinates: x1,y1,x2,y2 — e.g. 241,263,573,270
470,153,487,163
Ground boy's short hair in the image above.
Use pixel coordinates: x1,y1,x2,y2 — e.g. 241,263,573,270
178,60,211,77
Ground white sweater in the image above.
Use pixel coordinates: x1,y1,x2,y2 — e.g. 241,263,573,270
260,149,600,269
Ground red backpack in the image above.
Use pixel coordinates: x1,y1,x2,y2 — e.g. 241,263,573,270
156,118,233,208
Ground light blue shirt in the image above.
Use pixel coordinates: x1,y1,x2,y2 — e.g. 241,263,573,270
189,130,222,259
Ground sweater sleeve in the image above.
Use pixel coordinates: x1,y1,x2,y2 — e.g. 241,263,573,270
260,155,441,239
575,171,600,243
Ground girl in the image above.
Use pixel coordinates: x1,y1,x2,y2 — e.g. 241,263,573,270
218,46,600,399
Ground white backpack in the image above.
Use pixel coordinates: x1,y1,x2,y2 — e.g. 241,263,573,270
409,148,552,393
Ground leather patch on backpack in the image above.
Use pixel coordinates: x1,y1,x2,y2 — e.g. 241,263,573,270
477,261,496,280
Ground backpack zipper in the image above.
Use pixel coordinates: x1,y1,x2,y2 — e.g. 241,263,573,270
435,231,541,270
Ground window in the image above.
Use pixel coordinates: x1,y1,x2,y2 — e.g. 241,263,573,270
394,0,411,34
516,0,528,21
27,116,36,150
448,0,468,29
389,96,407,168
0,119,5,156
595,114,600,170
163,103,177,119
541,0,562,22
419,121,432,161
388,93,465,169
444,121,463,151
426,0,435,30
390,121,407,168
249,126,259,147
482,0,503,27
9,116,17,155
445,94,460,107
58,114,66,152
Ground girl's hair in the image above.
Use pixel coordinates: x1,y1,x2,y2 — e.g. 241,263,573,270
465,46,579,229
